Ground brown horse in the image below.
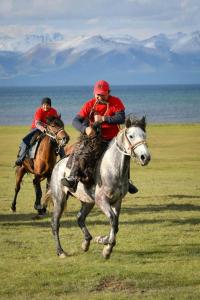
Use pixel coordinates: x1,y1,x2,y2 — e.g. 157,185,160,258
11,116,70,215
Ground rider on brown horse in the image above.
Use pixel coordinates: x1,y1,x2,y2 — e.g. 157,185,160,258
15,97,64,166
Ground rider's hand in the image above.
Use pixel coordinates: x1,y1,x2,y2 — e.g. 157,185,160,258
94,115,105,123
85,126,96,137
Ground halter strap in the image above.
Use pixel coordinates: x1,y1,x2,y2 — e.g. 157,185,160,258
115,128,147,156
124,130,147,151
46,126,65,141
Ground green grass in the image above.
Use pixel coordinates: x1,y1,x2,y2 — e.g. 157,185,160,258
0,124,200,300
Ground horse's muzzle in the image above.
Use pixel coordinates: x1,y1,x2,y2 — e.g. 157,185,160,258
140,153,151,166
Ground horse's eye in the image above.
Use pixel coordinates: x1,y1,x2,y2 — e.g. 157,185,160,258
129,135,134,139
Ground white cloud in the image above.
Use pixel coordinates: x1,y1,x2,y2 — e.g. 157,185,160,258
0,0,199,39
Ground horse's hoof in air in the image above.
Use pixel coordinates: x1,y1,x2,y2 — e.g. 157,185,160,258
10,207,16,213
59,252,67,258
94,235,109,245
102,245,112,259
81,240,90,252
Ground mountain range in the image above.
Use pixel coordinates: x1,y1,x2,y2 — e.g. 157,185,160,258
0,31,200,85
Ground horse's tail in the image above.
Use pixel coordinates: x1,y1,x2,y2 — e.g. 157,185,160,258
42,189,54,210
42,189,68,212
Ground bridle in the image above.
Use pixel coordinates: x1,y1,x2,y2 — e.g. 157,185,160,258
115,127,147,157
45,125,67,153
46,126,65,140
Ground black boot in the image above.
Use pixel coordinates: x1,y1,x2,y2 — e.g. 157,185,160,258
128,180,138,194
58,146,65,159
61,157,79,192
61,176,78,193
15,141,28,166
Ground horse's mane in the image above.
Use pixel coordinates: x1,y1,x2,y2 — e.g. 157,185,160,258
46,116,64,128
125,114,146,132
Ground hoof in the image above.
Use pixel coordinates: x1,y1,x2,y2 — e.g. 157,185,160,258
102,245,112,259
58,252,67,258
94,235,109,245
34,204,43,211
81,240,90,252
37,208,46,217
10,207,16,213
41,206,47,214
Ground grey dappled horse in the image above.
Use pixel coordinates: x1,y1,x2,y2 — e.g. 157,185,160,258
47,115,151,259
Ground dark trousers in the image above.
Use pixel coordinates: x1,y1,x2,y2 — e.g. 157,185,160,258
22,128,41,146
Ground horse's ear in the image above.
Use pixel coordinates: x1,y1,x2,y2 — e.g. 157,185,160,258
141,116,146,132
58,113,61,119
125,116,131,128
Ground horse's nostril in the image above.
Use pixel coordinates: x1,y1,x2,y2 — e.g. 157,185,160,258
141,155,145,161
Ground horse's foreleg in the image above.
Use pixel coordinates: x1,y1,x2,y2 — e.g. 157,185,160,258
33,175,43,215
95,195,120,259
77,202,94,252
51,195,68,257
11,166,26,212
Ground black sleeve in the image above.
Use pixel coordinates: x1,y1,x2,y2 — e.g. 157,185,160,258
104,110,125,124
72,114,89,133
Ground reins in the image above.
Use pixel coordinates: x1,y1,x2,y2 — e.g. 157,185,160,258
115,128,147,157
45,126,65,155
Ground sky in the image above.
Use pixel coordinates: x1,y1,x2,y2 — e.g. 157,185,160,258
0,0,200,39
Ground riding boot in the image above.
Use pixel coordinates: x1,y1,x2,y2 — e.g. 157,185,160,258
128,165,138,194
128,179,138,194
61,160,79,192
58,146,65,159
15,141,28,166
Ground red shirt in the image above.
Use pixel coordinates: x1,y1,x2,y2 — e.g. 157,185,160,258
79,95,125,140
31,107,58,129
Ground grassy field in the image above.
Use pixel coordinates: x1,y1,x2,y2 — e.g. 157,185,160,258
0,124,200,300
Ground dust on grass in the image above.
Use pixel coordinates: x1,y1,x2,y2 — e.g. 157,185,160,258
93,276,136,293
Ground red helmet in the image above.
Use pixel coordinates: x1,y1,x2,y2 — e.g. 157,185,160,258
94,80,110,95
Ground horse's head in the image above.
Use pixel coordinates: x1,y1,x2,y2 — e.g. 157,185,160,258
46,116,69,147
119,114,151,166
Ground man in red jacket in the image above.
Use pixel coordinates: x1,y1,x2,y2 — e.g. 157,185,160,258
15,97,59,166
61,80,138,194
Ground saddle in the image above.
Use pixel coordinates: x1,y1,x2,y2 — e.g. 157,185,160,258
27,132,44,160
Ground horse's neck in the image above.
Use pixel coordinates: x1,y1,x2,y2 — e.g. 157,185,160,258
101,137,130,178
37,136,56,159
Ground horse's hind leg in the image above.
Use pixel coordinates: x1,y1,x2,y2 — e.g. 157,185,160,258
51,194,68,257
77,202,94,252
11,166,26,212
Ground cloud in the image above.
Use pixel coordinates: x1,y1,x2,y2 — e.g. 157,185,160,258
0,0,199,39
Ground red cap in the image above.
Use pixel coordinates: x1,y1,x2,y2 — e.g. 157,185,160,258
94,80,110,95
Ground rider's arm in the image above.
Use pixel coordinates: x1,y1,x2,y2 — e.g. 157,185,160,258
72,114,89,133
103,110,125,124
35,120,47,132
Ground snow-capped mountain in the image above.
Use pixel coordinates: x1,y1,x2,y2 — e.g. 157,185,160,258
0,31,200,85
0,32,64,52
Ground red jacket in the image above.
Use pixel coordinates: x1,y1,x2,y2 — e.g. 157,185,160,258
79,96,125,140
31,107,58,129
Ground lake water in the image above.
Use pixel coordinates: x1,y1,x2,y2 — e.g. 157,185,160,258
0,85,199,125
